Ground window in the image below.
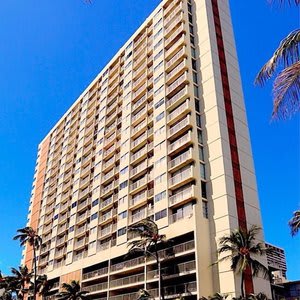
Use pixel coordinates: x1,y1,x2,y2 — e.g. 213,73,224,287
119,195,128,205
195,99,200,113
91,213,98,221
155,209,167,221
194,85,199,98
155,191,166,202
201,181,207,199
53,214,58,220
199,146,204,161
120,166,128,175
200,163,206,179
197,129,203,144
118,211,127,219
154,126,165,135
118,227,127,237
154,29,163,40
202,200,208,218
196,114,201,128
154,39,163,50
154,85,164,96
155,173,166,185
154,61,163,72
154,18,163,29
193,72,198,84
156,112,164,122
154,73,164,85
154,98,164,109
89,241,96,248
154,50,163,61
155,156,166,167
155,141,165,151
71,202,77,208
90,227,97,235
69,226,74,233
119,181,128,190
92,199,99,207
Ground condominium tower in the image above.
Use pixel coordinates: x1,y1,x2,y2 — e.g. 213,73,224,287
23,0,271,298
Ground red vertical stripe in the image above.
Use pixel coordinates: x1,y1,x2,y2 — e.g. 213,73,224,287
210,0,254,294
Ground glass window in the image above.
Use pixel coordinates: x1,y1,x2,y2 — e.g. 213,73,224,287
118,227,127,237
202,200,208,218
155,209,167,221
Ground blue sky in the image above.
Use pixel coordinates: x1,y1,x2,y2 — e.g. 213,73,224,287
0,0,299,280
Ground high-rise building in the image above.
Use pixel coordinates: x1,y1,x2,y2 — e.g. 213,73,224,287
266,243,287,284
23,0,271,298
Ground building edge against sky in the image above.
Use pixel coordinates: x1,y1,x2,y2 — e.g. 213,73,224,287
23,0,271,298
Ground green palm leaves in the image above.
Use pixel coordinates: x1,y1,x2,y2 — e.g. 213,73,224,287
289,209,300,236
255,29,300,119
217,226,269,297
56,281,89,300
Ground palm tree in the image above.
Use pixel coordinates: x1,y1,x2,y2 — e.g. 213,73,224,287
10,266,33,300
56,281,89,300
127,217,167,300
289,209,300,236
137,289,151,300
13,227,42,300
34,274,52,300
216,226,269,298
255,22,300,119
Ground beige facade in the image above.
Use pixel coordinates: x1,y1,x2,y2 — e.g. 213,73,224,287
23,0,271,299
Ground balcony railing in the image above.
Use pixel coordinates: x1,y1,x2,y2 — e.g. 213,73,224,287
83,282,108,293
169,186,194,206
166,60,187,82
82,267,109,280
165,15,183,37
131,209,146,223
169,167,192,187
166,72,188,95
165,24,185,46
167,99,189,122
169,208,193,224
169,148,192,169
110,273,144,288
169,131,191,152
168,115,190,137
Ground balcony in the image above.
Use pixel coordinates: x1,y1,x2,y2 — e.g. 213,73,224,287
54,248,65,259
169,208,194,224
166,72,189,97
169,166,193,189
56,236,66,247
132,83,147,101
131,106,148,126
130,159,148,178
164,0,181,16
167,100,190,127
79,187,91,199
101,180,118,196
98,224,117,238
169,148,193,171
99,209,117,224
166,58,188,83
130,175,149,193
131,142,153,164
73,251,88,262
77,212,88,224
84,282,108,294
147,260,196,280
165,14,184,39
169,186,195,207
82,267,109,281
74,238,86,249
164,2,183,27
149,281,197,298
100,195,116,210
78,198,91,212
110,273,144,289
168,115,191,140
132,94,147,112
131,209,146,223
57,224,68,235
53,260,65,269
166,46,186,71
76,224,89,236
165,24,185,48
131,119,147,137
130,189,148,208
110,256,145,273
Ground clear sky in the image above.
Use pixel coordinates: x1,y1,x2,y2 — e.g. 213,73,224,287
0,0,299,281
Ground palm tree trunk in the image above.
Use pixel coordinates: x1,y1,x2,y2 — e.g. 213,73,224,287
241,272,245,298
33,246,37,300
155,250,164,300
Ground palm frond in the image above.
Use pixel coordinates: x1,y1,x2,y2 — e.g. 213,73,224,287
289,209,300,236
272,61,300,118
255,29,300,85
249,258,270,279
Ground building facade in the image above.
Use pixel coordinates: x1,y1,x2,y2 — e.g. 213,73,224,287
266,243,287,284
23,0,271,298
